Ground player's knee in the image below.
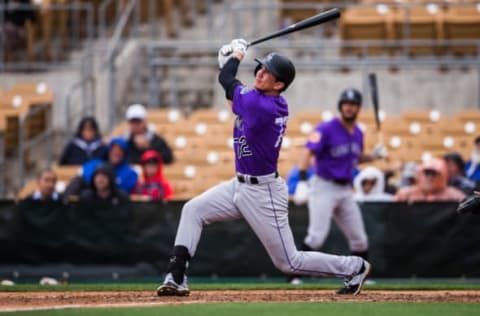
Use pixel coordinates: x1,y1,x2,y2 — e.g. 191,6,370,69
181,199,202,222
304,233,326,250
273,259,295,274
349,235,368,253
271,253,301,274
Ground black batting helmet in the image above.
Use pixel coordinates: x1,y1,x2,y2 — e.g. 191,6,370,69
254,53,296,92
338,88,362,111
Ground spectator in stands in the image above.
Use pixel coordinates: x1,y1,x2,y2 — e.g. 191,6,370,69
59,116,106,165
82,137,138,193
22,168,60,202
123,104,173,165
133,150,173,201
64,137,138,198
444,152,476,195
398,162,417,188
465,136,480,182
286,165,315,198
80,164,129,206
383,169,398,195
353,166,394,202
395,158,465,202
1,0,38,62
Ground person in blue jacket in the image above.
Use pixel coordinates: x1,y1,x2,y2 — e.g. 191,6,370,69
81,137,138,193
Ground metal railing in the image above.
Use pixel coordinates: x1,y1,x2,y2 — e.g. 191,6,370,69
0,134,4,196
104,0,139,131
145,39,480,111
18,104,54,188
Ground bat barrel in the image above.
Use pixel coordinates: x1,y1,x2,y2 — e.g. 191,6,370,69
248,8,341,47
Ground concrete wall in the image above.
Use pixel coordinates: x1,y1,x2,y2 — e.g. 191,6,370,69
213,65,479,117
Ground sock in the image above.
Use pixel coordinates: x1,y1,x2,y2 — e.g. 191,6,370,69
166,245,191,284
301,242,314,252
351,250,369,261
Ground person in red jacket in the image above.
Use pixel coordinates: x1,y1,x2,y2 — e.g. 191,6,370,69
133,150,173,201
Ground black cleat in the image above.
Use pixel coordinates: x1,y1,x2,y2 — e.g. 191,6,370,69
156,273,190,296
337,260,371,295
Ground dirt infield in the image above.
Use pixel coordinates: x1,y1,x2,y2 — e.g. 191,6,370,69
0,290,480,312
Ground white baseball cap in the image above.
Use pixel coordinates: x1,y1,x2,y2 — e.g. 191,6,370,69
126,104,147,121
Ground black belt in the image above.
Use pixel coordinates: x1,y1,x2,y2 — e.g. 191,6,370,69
237,172,279,184
332,179,350,186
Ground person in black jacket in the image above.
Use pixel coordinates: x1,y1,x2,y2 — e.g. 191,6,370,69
123,104,173,165
444,152,476,195
79,164,130,206
59,116,106,165
22,168,61,202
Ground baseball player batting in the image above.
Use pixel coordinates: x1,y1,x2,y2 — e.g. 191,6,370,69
156,39,371,297
292,89,387,289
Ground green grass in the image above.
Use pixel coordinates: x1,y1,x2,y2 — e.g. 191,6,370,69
3,302,480,316
1,281,480,292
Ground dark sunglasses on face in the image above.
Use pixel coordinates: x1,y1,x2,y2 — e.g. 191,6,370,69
423,169,438,177
143,158,159,165
361,179,377,186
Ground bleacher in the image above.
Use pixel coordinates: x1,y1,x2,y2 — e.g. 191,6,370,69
0,82,53,155
5,0,480,200
16,107,478,201
337,1,480,56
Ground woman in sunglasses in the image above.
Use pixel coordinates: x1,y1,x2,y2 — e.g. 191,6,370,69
395,159,465,203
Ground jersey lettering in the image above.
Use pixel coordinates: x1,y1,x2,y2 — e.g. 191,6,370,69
234,136,252,159
330,142,362,158
274,116,288,148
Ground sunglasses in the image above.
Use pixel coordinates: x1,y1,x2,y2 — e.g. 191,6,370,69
361,179,377,186
143,158,159,165
423,169,439,177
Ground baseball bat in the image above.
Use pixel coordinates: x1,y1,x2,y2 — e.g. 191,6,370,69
248,8,341,47
368,72,383,144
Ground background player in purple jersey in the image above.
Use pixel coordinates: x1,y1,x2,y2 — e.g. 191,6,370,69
292,89,387,288
156,39,371,297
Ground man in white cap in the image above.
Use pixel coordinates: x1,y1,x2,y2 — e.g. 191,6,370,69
124,104,174,165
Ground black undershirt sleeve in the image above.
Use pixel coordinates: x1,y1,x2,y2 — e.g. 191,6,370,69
218,57,242,101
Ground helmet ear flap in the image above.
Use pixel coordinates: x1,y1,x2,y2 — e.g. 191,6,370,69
254,63,262,77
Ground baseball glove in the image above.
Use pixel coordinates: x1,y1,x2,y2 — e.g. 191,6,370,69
456,192,480,215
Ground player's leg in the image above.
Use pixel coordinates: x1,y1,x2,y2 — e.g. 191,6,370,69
236,178,368,290
334,190,369,259
158,179,241,296
303,176,339,250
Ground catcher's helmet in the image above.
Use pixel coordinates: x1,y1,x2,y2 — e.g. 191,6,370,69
254,53,296,92
338,88,362,111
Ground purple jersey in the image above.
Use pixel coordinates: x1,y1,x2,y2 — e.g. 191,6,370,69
231,85,288,176
306,118,363,182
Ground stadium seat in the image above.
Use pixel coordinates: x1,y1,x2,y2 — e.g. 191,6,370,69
443,5,480,55
147,109,186,131
340,5,394,55
390,4,444,55
170,179,196,201
8,82,54,105
453,110,480,125
52,165,81,180
4,82,53,141
280,0,331,23
0,96,32,155
188,108,233,125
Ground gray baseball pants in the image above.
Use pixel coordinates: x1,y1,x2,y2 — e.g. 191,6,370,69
174,176,363,278
304,175,369,252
